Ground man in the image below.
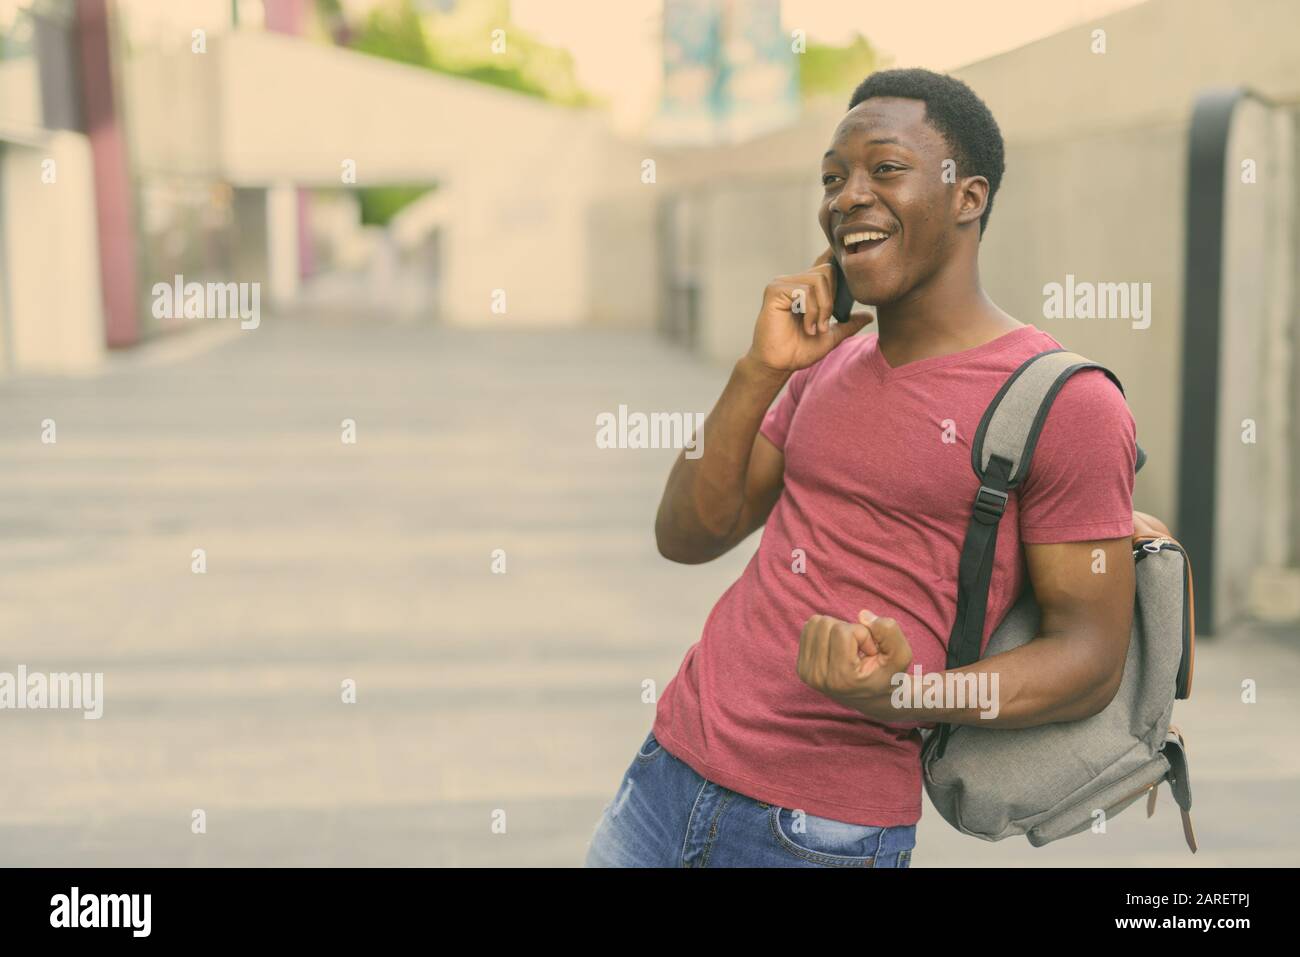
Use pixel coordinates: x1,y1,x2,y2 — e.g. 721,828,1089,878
586,68,1149,868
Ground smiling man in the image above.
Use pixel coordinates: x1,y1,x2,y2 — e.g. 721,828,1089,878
585,69,1140,868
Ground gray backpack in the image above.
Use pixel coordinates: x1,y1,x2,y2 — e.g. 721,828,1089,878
920,349,1198,852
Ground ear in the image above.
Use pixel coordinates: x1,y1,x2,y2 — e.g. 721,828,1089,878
954,174,989,229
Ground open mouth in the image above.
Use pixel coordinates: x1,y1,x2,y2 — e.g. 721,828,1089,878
842,229,891,255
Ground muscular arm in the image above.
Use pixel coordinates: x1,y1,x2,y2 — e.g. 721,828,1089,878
655,248,868,564
857,536,1137,727
653,356,789,564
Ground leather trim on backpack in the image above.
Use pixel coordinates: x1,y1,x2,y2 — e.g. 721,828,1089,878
1182,548,1196,699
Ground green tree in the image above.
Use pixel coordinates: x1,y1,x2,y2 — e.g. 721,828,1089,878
799,34,885,102
329,0,600,224
348,0,431,69
343,0,596,105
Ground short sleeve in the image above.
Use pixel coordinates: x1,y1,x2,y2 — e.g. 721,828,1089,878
759,366,813,451
1017,369,1137,544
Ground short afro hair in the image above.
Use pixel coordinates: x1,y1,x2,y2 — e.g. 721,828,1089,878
847,68,1005,236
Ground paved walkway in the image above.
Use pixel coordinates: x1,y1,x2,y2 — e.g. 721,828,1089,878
1,316,1297,866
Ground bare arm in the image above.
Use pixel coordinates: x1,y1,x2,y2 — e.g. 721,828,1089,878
897,537,1134,726
798,536,1137,727
654,248,868,564
654,359,789,563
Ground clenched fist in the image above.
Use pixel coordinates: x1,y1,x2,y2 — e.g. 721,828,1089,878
796,609,914,712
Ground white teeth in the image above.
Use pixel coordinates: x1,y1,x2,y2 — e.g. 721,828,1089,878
843,230,889,246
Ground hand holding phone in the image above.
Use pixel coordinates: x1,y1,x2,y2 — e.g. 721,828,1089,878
745,249,870,376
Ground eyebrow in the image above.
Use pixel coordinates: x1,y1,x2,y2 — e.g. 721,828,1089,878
823,136,905,159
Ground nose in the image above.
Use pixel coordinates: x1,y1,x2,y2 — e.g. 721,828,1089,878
830,169,878,219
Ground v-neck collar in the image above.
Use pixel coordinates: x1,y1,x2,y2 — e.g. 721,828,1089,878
867,323,1040,383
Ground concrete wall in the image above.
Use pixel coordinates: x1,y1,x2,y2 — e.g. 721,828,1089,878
586,186,658,329
0,132,105,373
694,174,825,363
125,30,641,327
953,0,1300,142
1217,99,1297,624
122,39,223,181
976,120,1188,526
0,56,43,134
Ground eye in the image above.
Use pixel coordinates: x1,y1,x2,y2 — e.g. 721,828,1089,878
874,163,903,174
821,173,842,187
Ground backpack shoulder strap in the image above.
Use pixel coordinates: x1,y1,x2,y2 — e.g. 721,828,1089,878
949,348,1137,670
931,347,1140,758
969,348,1140,491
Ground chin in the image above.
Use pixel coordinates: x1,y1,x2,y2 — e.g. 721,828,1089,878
847,280,903,308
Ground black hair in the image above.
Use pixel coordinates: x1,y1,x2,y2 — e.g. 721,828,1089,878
847,68,1005,236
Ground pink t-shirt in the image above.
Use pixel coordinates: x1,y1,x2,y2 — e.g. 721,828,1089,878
652,323,1137,826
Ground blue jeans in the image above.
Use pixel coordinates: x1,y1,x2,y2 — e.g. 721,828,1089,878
585,730,916,868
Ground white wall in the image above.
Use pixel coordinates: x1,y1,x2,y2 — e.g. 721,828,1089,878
127,30,639,326
0,132,105,373
1218,98,1297,626
583,185,657,328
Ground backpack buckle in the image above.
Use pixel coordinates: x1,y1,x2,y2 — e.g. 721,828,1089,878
973,485,1009,523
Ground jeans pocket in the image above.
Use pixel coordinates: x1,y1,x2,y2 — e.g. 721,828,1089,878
769,806,884,867
633,729,664,764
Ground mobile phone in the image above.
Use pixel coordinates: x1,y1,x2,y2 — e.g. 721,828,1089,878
831,258,856,322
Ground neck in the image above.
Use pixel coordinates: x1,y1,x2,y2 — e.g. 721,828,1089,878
872,250,1020,364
